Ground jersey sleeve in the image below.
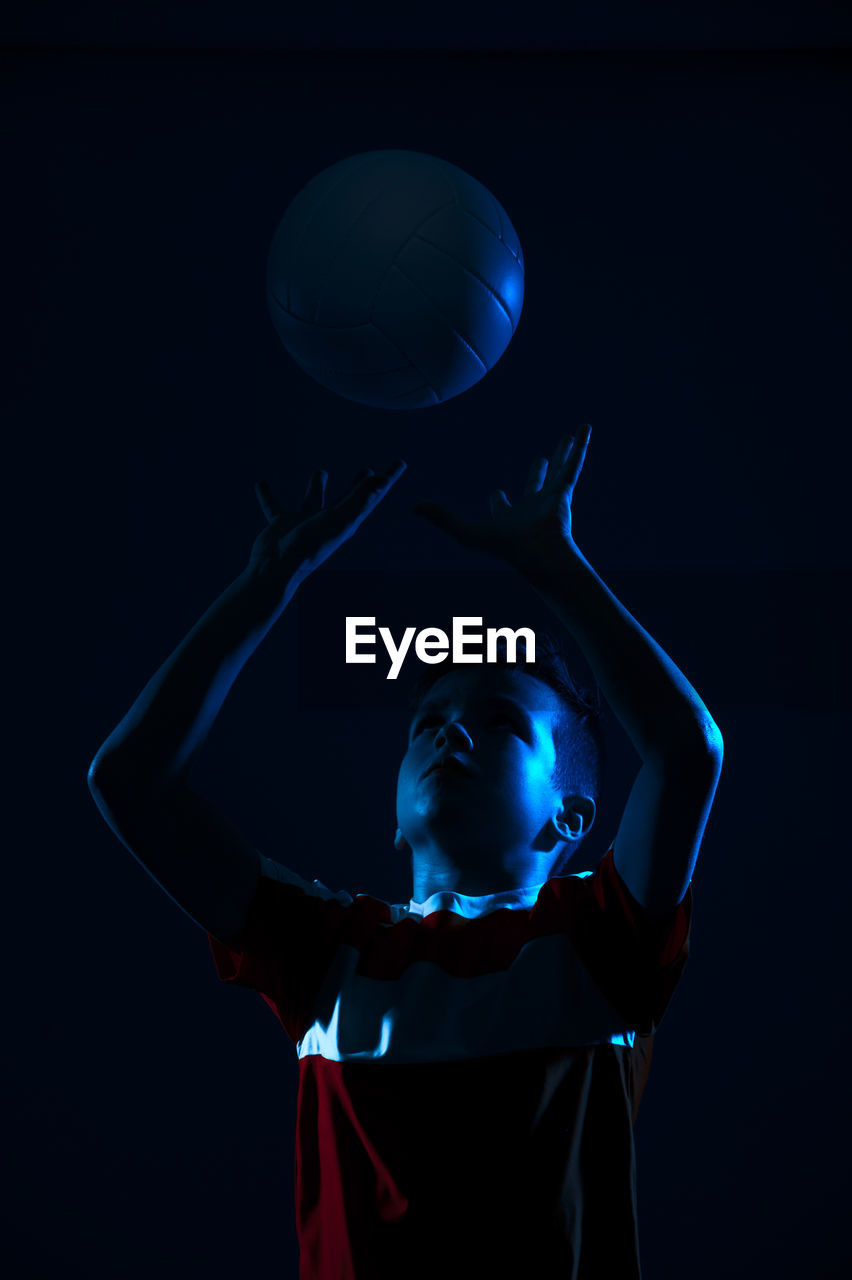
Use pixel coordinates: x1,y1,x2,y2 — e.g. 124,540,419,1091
206,854,355,1046
592,843,693,1034
540,843,694,1036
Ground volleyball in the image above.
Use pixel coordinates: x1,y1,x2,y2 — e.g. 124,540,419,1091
265,150,524,410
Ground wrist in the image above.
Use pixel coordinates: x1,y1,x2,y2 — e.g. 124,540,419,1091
234,555,306,627
516,537,587,588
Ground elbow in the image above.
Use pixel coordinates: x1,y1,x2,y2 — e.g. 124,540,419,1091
87,748,143,806
656,722,724,773
87,748,184,808
87,751,108,795
685,712,724,760
691,728,725,788
87,751,124,814
87,748,122,794
703,721,724,762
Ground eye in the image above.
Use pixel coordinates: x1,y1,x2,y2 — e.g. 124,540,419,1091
413,715,441,736
489,713,515,729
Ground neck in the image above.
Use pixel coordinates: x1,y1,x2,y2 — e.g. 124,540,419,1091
410,846,552,902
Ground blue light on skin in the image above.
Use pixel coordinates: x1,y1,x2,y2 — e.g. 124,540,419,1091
395,666,596,901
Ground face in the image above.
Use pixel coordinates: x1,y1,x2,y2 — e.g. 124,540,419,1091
396,666,571,880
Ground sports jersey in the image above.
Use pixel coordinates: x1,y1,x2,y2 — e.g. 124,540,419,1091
207,842,692,1279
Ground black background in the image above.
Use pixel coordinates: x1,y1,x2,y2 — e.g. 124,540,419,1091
6,3,851,1277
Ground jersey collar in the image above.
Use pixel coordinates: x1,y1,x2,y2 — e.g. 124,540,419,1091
407,880,546,920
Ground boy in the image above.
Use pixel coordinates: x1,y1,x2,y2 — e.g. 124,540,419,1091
88,427,723,1278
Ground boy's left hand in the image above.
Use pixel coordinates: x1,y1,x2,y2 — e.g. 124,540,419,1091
413,424,592,578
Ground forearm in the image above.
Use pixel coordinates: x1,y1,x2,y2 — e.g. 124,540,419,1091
89,556,305,792
525,544,722,764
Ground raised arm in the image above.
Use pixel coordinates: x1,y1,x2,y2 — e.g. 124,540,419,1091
88,460,406,943
413,425,723,921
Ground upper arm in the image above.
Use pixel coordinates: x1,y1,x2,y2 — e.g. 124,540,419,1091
88,758,262,945
612,737,723,923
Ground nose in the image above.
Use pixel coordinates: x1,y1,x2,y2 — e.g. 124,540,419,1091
434,721,474,752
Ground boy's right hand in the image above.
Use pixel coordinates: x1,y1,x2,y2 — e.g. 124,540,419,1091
248,460,407,584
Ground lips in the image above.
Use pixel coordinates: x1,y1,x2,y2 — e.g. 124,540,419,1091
423,756,472,779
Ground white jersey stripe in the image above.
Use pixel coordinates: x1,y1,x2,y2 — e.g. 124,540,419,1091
298,932,635,1064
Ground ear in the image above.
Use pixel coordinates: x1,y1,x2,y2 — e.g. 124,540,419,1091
551,795,596,845
394,827,409,852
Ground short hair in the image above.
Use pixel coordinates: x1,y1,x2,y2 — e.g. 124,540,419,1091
405,629,605,876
